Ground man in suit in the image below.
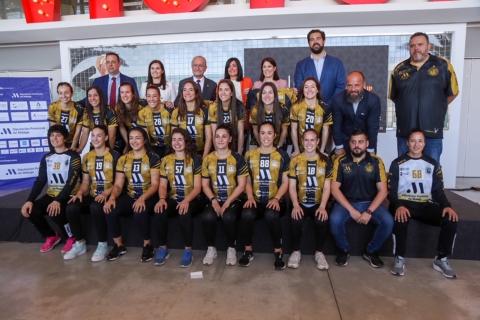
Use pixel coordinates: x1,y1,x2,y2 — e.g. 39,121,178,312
174,56,217,106
294,29,346,106
331,71,381,156
79,52,139,108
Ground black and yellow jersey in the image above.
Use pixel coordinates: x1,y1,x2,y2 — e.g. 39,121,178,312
121,104,144,130
202,151,249,203
171,106,210,151
138,105,173,147
289,153,332,205
116,150,161,200
27,150,81,203
332,152,387,202
208,102,245,124
249,103,290,145
244,147,290,204
160,153,202,202
82,148,121,197
48,101,84,142
290,100,333,148
82,107,118,130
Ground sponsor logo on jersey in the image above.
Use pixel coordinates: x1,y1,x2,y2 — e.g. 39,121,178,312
427,66,439,76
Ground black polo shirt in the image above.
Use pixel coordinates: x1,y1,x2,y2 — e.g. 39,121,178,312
332,152,387,202
389,54,459,139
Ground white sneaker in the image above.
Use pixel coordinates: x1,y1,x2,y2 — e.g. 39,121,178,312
203,246,217,265
91,242,108,262
287,251,301,269
226,247,237,266
63,241,87,260
315,252,329,270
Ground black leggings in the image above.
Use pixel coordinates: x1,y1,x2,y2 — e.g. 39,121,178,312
290,203,329,252
25,194,71,239
101,193,158,241
391,202,457,257
202,200,243,248
66,195,108,242
241,201,286,249
154,198,203,247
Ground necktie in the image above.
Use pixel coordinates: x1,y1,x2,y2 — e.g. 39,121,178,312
109,77,117,108
197,80,201,92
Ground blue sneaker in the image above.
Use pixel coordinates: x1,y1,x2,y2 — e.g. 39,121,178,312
153,247,170,266
180,249,193,268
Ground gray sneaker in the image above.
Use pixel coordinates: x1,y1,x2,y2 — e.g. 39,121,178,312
433,256,457,279
391,256,405,276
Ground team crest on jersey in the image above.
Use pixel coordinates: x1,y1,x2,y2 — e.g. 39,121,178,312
399,70,410,80
143,164,150,171
426,166,432,174
228,165,235,173
271,160,279,168
70,116,77,124
365,163,374,173
316,116,322,124
318,168,324,175
196,117,203,124
185,166,192,173
105,162,111,169
208,165,216,174
428,66,439,77
163,118,169,124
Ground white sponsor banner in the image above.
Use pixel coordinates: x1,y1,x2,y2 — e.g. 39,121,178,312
0,122,48,139
11,112,30,121
31,139,40,147
43,147,50,152
1,149,8,154
0,162,41,180
30,111,48,120
29,101,48,110
10,101,28,110
0,113,9,121
35,147,44,152
8,141,18,148
0,102,7,111
27,148,35,153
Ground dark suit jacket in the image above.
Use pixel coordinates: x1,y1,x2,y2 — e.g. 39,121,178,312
174,77,217,107
294,54,346,106
79,73,138,107
331,89,381,151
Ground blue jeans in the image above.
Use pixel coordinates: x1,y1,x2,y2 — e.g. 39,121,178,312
397,137,442,164
329,201,393,253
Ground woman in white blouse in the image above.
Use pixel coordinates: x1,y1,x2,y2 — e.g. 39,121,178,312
140,60,176,108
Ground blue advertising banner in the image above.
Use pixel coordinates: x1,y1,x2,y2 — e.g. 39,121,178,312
0,77,51,190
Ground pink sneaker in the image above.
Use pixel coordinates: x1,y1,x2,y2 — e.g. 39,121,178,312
40,233,61,252
61,237,75,253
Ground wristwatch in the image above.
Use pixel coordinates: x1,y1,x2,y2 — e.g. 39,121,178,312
366,209,373,215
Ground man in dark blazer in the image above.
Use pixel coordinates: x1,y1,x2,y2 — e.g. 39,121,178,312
332,71,381,156
79,52,138,107
294,29,345,106
174,56,217,106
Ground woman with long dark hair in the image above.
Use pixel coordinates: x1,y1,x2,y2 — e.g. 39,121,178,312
139,60,176,108
252,57,288,89
209,79,246,154
103,127,160,262
116,82,145,154
221,57,252,104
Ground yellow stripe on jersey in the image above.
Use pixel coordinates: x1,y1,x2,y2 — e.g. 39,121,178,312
116,150,161,200
48,101,84,142
160,153,202,202
82,148,121,197
138,105,173,147
171,106,210,151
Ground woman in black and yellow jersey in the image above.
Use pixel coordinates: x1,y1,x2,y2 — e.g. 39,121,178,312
116,82,145,154
201,124,249,266
78,86,118,153
103,127,161,262
287,129,332,270
153,128,203,268
171,80,212,160
48,82,84,152
290,76,332,158
65,125,121,262
138,85,173,159
208,79,246,155
241,121,290,270
249,82,290,149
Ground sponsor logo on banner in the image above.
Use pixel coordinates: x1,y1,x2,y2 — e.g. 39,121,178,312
20,140,29,147
29,101,48,110
0,163,41,180
0,122,48,139
27,148,35,153
1,149,9,154
43,147,50,152
8,141,19,148
11,112,30,121
0,102,8,111
19,149,26,153
0,141,6,148
36,147,44,152
10,101,29,110
41,139,49,146
0,113,9,121
10,149,18,154
31,139,40,146
31,111,48,120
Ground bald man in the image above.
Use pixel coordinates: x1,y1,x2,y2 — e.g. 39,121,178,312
331,71,381,156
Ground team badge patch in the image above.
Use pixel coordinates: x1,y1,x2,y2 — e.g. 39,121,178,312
316,116,323,124
143,164,150,171
185,166,192,173
399,70,410,80
196,117,203,124
426,166,432,174
365,163,374,173
428,66,439,76
105,162,111,169
163,118,169,124
318,168,324,175
228,165,235,173
271,160,279,168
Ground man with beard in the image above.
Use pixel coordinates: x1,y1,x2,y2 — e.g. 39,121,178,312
329,129,393,268
294,29,345,106
331,71,381,156
389,32,459,164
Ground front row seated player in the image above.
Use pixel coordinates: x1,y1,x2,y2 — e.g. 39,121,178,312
329,129,394,268
388,129,459,278
21,125,81,254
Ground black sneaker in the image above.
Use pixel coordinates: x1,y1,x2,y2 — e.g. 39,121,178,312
273,252,286,270
106,244,127,261
335,250,350,267
238,250,254,267
363,251,384,268
141,244,155,262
